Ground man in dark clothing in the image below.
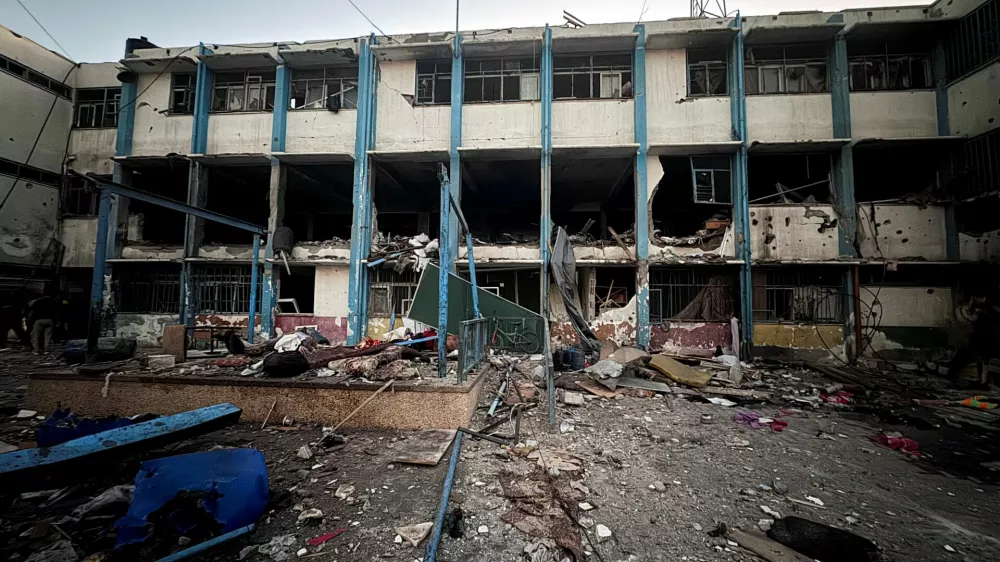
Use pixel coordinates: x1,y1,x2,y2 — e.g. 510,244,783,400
28,294,59,354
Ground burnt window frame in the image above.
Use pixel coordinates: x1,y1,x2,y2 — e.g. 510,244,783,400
415,60,453,105
690,155,732,205
687,48,729,97
170,73,196,114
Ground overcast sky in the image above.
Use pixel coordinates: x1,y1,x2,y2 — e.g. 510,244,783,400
5,0,930,62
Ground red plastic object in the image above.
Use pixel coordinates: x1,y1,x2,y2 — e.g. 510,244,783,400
307,528,347,546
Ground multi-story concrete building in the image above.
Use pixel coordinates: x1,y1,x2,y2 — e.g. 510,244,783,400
3,0,999,359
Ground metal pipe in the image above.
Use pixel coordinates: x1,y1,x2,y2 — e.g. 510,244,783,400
457,427,509,445
155,524,255,562
424,432,463,562
86,191,113,360
248,233,260,343
853,264,863,361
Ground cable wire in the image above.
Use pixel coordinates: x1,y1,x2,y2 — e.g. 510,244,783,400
15,0,71,59
345,0,401,44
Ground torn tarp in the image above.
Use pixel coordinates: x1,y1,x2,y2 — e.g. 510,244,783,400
114,449,269,554
551,228,600,353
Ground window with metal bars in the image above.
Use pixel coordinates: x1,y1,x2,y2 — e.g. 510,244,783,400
74,88,121,128
553,54,632,99
368,268,419,316
61,175,100,216
114,264,182,314
416,61,452,105
192,265,262,314
751,268,844,323
743,45,828,95
848,51,931,91
649,269,736,323
687,48,728,97
211,70,276,112
464,57,540,103
953,127,1000,201
943,0,1000,81
290,67,359,110
690,156,732,204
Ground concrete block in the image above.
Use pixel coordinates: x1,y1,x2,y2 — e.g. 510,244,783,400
162,324,186,362
147,354,176,369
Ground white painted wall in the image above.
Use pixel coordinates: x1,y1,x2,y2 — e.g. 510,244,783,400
850,91,938,139
747,94,833,142
0,75,73,172
463,103,540,148
68,128,117,175
132,72,193,156
860,286,953,327
959,229,1000,262
646,49,731,145
72,62,121,89
375,61,450,152
0,176,59,266
749,205,840,261
553,100,634,146
857,204,948,261
948,62,1000,138
1,25,75,80
206,113,272,154
59,217,98,268
314,264,350,317
285,110,356,154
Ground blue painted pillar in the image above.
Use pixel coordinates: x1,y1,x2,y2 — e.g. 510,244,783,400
729,16,753,353
448,34,464,270
932,41,959,261
437,171,452,377
831,33,856,258
248,233,261,342
540,26,552,322
633,24,650,350
261,62,291,337
86,191,113,358
346,37,378,345
181,43,214,327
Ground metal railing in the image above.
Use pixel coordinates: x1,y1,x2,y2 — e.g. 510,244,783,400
457,317,491,383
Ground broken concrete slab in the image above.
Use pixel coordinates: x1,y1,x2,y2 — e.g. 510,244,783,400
607,347,649,365
614,377,673,393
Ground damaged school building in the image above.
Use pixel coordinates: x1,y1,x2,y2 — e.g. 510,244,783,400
3,0,1000,361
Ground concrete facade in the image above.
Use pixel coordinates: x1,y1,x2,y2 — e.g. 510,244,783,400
4,0,999,360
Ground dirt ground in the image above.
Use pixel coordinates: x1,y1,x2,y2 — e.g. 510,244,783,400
2,344,999,562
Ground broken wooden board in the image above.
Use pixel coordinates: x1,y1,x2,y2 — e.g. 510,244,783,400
607,347,650,365
527,449,582,471
702,387,772,399
392,429,457,466
727,529,814,562
0,403,242,492
649,355,712,388
575,379,620,398
615,376,673,393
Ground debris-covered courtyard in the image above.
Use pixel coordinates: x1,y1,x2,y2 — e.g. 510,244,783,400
2,341,999,562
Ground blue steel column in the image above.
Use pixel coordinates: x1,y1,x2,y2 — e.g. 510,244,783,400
248,233,261,342
181,43,214,326
540,25,554,423
111,70,138,259
346,37,377,345
729,16,753,353
86,192,113,358
437,173,452,377
261,62,290,337
448,34,464,270
633,24,650,350
831,32,858,353
932,41,959,261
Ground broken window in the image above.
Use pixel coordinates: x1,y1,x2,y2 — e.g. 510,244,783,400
744,45,827,95
849,53,930,91
752,267,844,323
203,166,271,244
0,54,71,98
192,265,262,314
114,264,182,314
853,144,948,203
951,127,1000,201
285,163,354,242
593,267,635,317
369,268,419,317
748,154,833,204
462,158,541,242
649,268,736,323
211,70,276,112
290,67,359,110
61,175,100,216
416,61,452,105
0,157,61,187
74,87,121,128
170,73,196,114
687,48,728,97
553,54,632,100
690,156,732,204
128,161,189,244
464,57,540,103
943,0,1000,81
278,266,315,314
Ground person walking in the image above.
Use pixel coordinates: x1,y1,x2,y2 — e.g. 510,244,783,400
27,293,58,355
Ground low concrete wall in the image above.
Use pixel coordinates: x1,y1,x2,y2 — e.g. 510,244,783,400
754,323,843,350
650,322,731,355
26,372,486,430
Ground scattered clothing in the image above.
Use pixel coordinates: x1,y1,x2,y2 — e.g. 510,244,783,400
960,395,997,410
872,433,920,456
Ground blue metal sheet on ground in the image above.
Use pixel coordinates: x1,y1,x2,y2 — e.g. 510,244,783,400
0,403,242,488
115,448,269,548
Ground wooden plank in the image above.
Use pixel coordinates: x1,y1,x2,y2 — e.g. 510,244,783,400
575,379,620,398
393,429,457,466
649,355,712,388
702,387,772,399
0,403,242,491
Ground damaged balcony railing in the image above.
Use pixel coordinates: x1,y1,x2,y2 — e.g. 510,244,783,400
457,317,491,383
